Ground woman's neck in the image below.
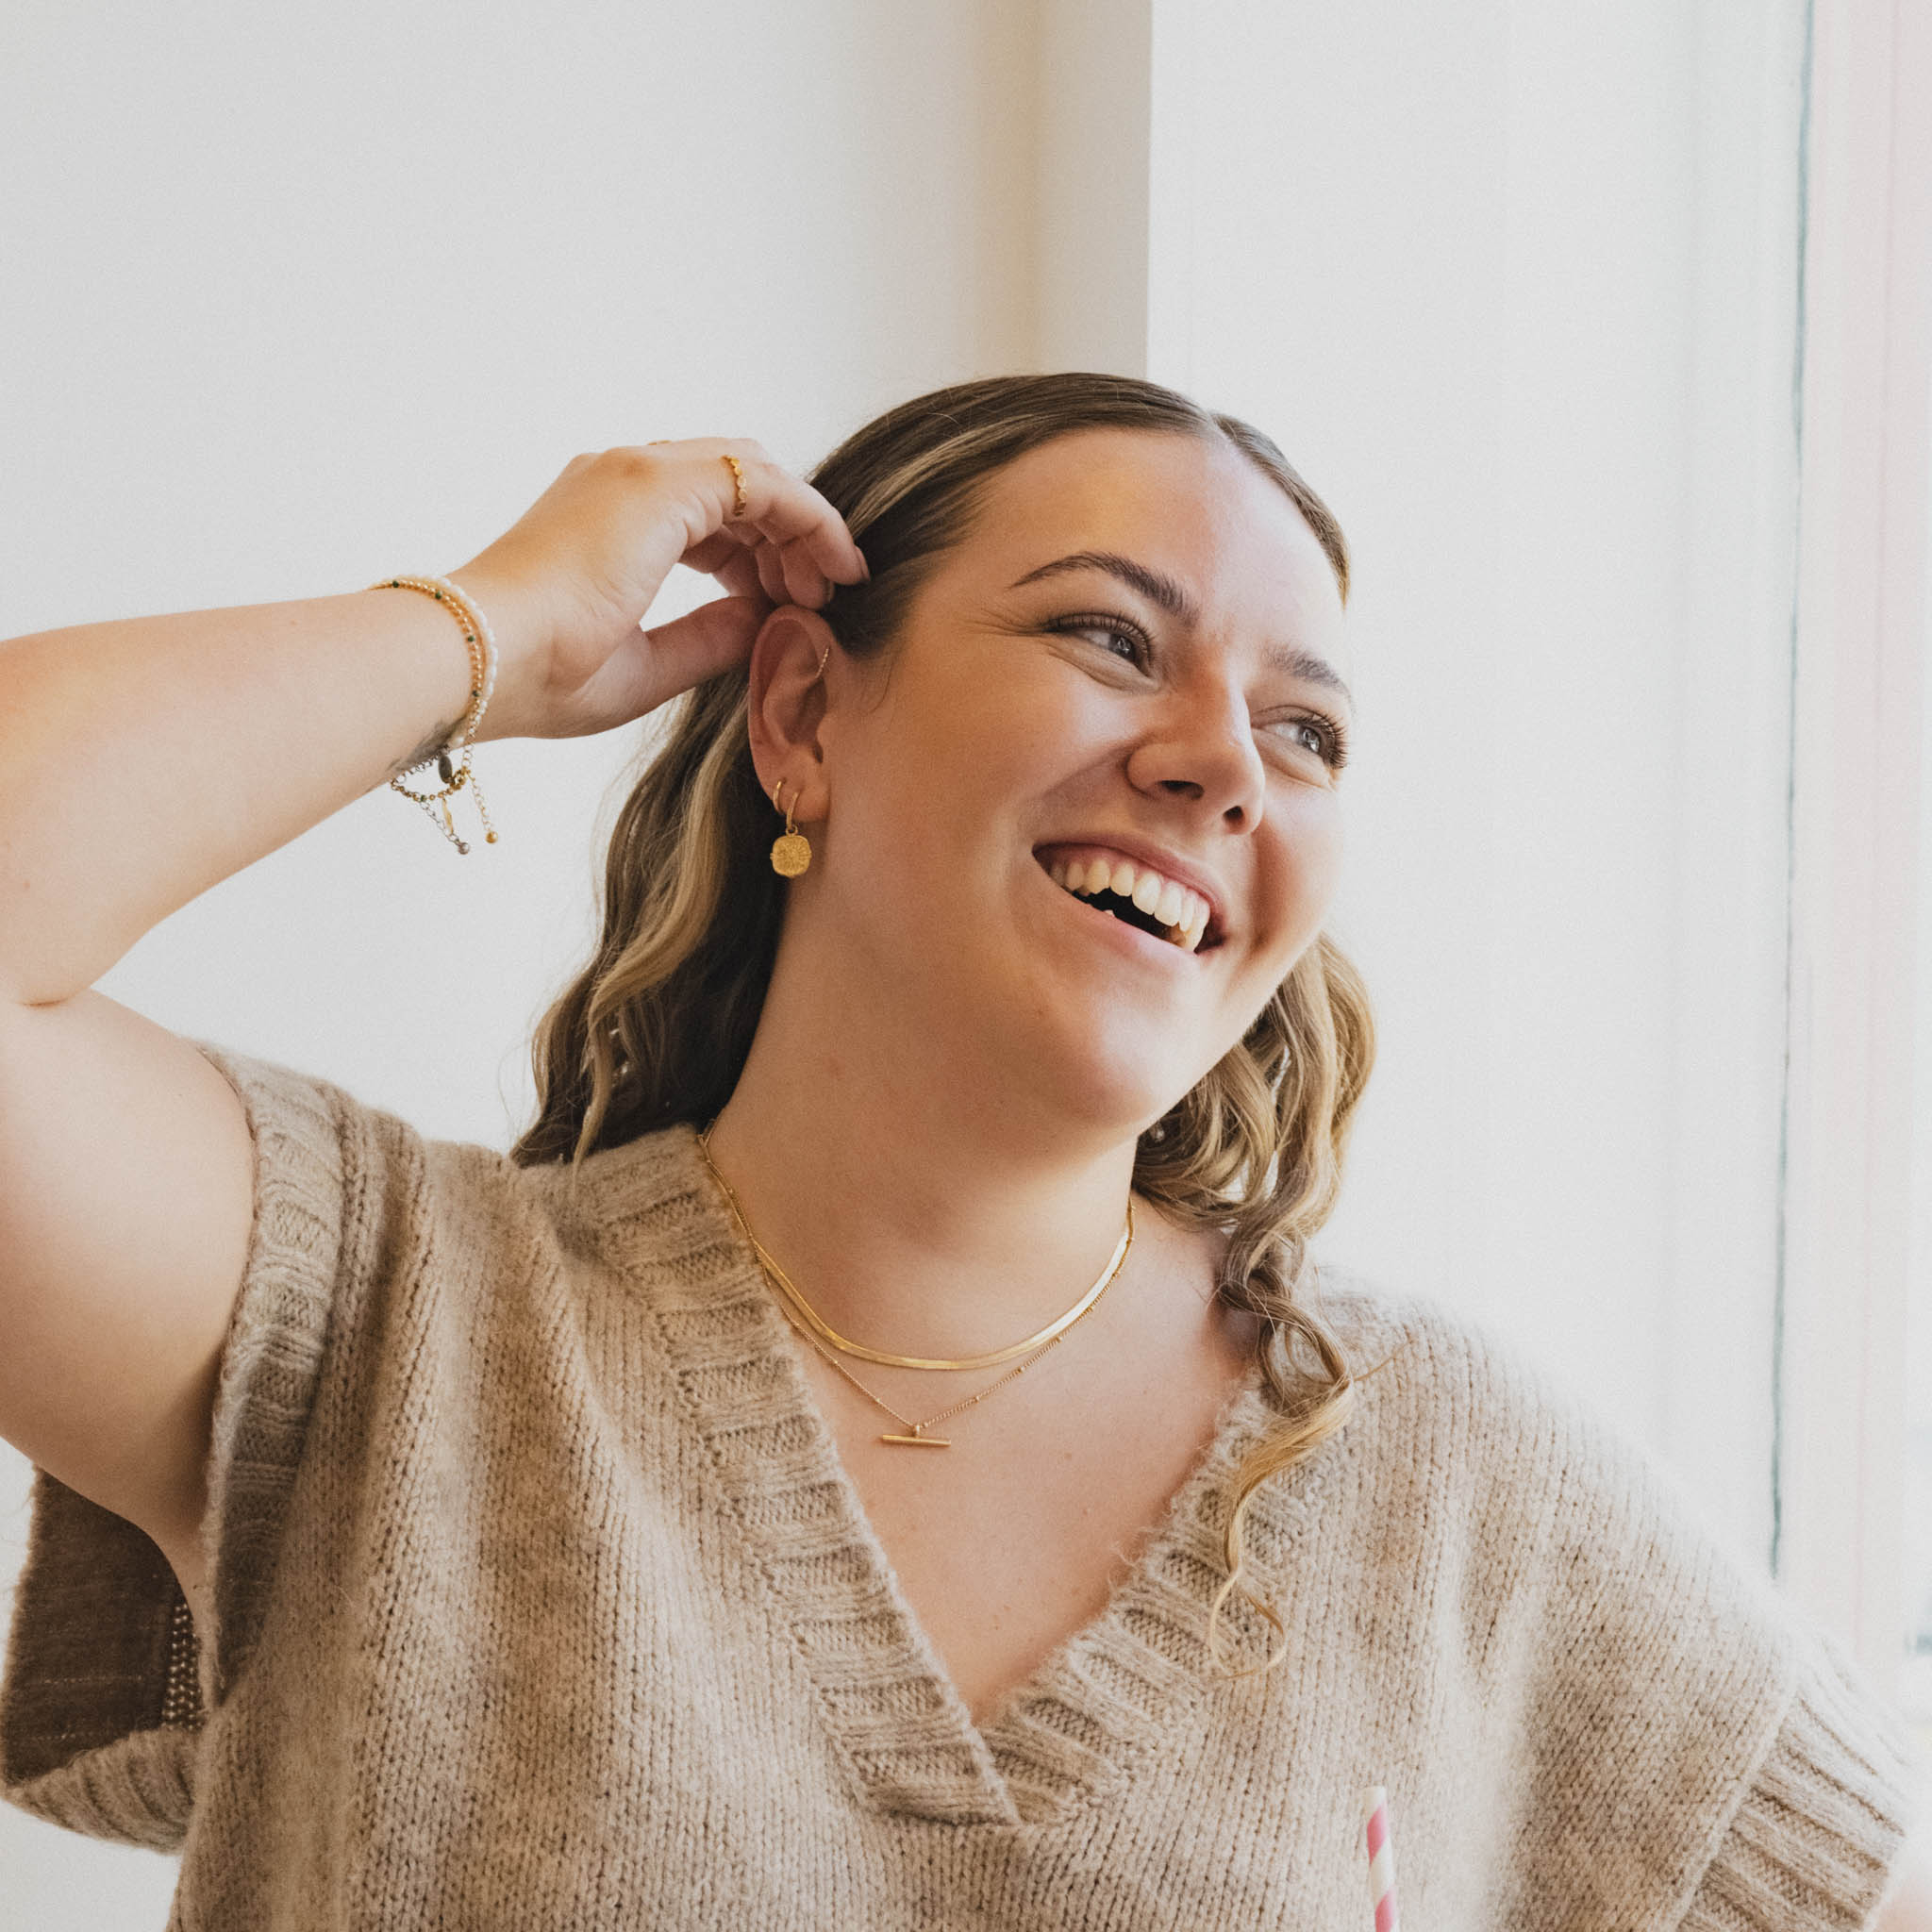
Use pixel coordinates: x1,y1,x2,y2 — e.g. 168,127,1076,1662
698,958,1186,1365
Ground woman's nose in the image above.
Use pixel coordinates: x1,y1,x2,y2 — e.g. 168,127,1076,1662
1123,686,1268,829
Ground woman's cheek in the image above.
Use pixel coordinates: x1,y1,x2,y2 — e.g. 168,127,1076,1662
1250,800,1344,961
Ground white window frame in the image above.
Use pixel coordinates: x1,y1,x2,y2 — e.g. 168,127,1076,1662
1774,0,1931,1694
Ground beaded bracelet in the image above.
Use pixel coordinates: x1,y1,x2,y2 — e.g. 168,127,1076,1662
371,575,500,855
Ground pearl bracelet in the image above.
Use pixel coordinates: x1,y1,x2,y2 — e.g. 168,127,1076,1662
372,575,500,855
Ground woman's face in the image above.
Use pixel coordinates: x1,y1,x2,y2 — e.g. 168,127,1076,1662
802,425,1352,1141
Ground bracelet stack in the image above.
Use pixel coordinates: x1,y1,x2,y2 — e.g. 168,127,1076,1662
372,575,500,855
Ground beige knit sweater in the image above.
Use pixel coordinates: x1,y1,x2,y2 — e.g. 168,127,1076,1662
2,1042,1925,1928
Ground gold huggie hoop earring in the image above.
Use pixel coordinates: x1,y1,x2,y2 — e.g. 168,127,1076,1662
770,779,812,877
768,650,826,877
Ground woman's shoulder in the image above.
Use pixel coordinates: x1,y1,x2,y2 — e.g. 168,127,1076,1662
1302,1260,1791,1628
1311,1258,1673,1465
1307,1259,1609,1446
188,1038,706,1256
1304,1263,1929,1927
1309,1256,1580,1389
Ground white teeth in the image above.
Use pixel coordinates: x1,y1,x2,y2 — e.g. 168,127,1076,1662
1166,890,1208,950
1046,850,1216,954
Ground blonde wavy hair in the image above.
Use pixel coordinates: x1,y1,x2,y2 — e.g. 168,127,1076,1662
509,373,1381,1674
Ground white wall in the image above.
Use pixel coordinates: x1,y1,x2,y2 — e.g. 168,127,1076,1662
0,0,1040,1918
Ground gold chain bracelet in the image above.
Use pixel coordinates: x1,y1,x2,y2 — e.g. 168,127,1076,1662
373,575,500,855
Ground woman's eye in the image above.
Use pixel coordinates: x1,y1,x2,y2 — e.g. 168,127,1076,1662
1047,614,1148,663
1044,614,1352,772
1274,712,1352,771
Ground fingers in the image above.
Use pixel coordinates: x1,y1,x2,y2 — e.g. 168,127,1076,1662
650,438,869,591
465,439,860,738
635,594,769,710
775,535,833,607
685,519,836,609
736,474,863,590
752,536,790,606
681,530,767,602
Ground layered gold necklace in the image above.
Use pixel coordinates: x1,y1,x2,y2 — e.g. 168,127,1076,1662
694,1125,1135,1448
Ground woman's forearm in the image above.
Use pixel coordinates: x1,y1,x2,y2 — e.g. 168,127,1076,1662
0,579,535,1007
0,441,869,1009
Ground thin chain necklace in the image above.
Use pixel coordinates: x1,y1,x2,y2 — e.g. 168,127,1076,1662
776,1304,1067,1448
693,1124,1136,1447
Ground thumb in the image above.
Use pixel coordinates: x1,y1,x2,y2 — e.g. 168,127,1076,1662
630,593,770,715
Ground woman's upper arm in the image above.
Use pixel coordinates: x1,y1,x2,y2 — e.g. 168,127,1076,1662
0,989,255,1555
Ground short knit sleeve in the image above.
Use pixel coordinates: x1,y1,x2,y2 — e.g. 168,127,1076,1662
0,1041,411,1850
1374,1291,1931,1932
1675,1625,1930,1931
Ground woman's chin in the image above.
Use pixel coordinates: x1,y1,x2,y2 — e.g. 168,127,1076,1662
892,955,1213,1140
995,1032,1202,1145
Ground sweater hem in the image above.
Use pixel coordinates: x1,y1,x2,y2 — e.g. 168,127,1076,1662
1675,1629,1929,1930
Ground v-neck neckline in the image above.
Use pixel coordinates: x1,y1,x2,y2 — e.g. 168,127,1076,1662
609,1123,1337,1828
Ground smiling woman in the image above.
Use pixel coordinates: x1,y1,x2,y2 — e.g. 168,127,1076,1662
0,375,1924,1927
512,379,1375,1679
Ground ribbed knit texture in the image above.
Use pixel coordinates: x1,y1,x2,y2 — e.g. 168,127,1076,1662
3,1043,1924,1928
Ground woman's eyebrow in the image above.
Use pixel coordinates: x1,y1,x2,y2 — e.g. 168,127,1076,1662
1008,549,1356,714
1009,549,1191,616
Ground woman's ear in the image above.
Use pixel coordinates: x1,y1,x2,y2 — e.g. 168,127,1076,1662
746,605,840,822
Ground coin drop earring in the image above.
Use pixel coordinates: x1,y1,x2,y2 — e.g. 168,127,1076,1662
770,780,811,877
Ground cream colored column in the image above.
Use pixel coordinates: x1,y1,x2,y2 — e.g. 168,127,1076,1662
1032,0,1153,376
1029,0,1195,385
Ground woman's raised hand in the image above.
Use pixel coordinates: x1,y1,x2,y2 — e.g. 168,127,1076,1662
449,440,870,741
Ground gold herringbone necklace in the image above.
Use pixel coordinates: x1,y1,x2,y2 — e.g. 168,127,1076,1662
694,1125,1135,1446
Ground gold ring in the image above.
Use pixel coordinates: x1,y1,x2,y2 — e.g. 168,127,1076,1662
721,453,748,522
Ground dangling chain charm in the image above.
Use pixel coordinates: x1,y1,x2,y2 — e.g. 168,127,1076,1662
769,779,812,877
375,575,500,856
